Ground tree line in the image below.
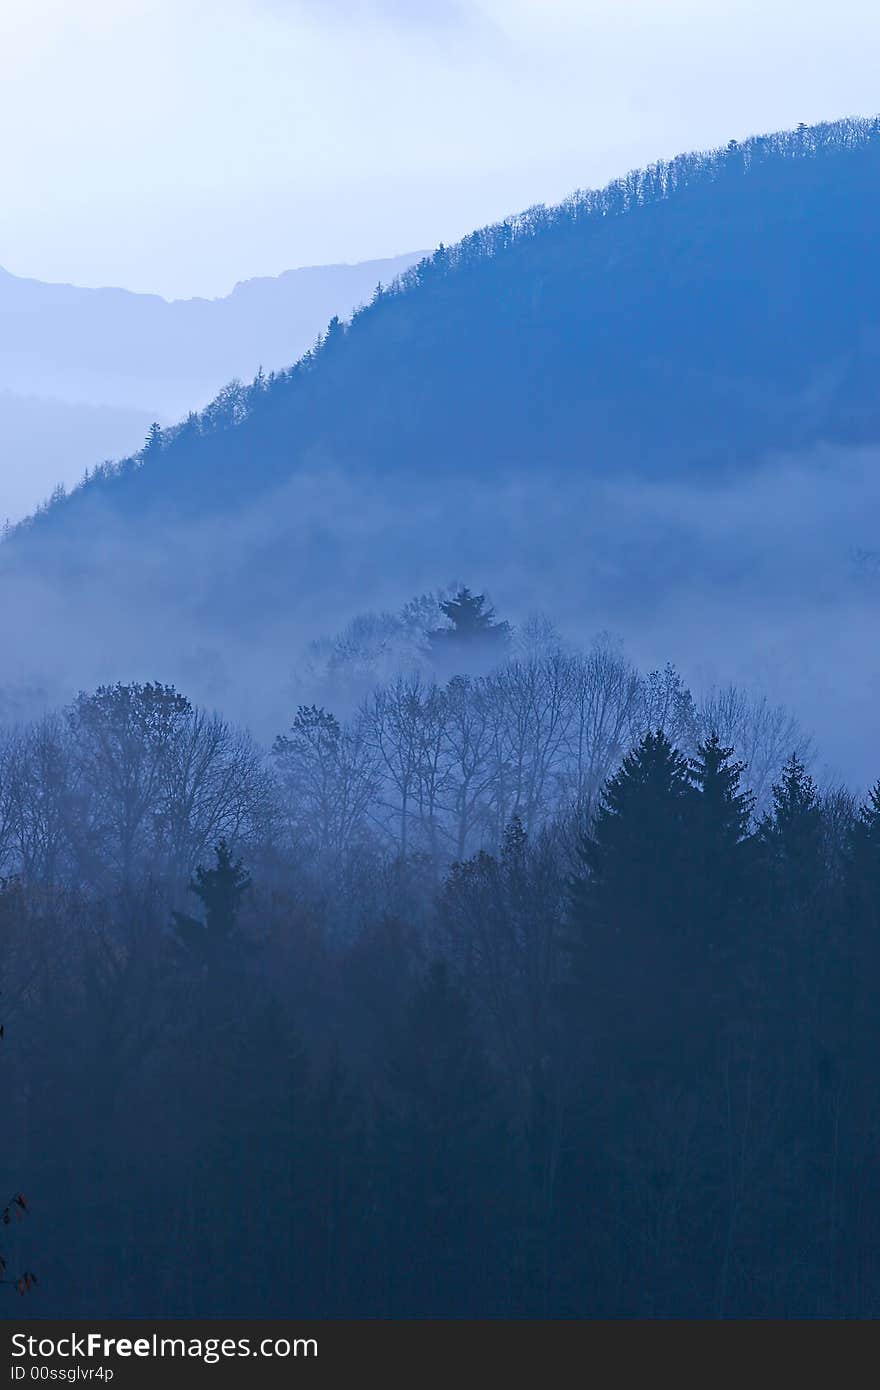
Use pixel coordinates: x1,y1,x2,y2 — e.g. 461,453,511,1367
2,605,880,1314
0,647,806,905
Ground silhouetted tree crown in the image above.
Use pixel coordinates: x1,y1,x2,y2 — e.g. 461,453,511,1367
849,780,880,925
575,730,693,905
758,752,822,903
690,731,754,850
429,588,511,662
171,839,251,957
854,780,880,856
143,422,163,455
767,753,820,834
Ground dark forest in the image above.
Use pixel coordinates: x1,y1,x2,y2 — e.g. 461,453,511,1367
2,591,879,1318
4,91,880,1332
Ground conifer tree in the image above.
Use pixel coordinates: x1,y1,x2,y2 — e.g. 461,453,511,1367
757,753,822,908
687,732,756,1014
171,839,251,961
690,732,753,849
572,729,695,940
428,588,511,664
689,734,754,915
143,421,163,455
569,731,698,1060
849,780,880,930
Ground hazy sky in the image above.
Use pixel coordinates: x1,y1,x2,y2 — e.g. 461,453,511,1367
2,0,878,299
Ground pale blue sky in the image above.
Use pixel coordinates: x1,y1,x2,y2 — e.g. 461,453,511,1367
2,0,878,298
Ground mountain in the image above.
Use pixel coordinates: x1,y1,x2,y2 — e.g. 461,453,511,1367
0,391,154,526
19,116,880,518
0,252,423,519
3,116,880,779
0,253,425,416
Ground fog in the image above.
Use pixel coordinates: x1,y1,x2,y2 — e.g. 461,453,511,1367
0,253,422,521
1,444,877,787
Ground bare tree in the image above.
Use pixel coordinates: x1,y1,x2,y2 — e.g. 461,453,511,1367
481,657,571,840
0,731,16,878
696,683,811,812
159,709,273,883
409,683,451,864
68,683,191,889
440,676,496,860
634,663,698,750
360,675,434,857
561,640,642,814
272,705,379,862
2,715,83,890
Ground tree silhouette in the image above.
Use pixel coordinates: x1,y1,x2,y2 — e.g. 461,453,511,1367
847,780,880,944
690,731,753,850
171,839,251,960
688,732,757,1017
851,780,880,898
689,734,754,915
429,588,510,664
143,422,163,458
572,729,694,938
570,730,699,1062
758,752,822,907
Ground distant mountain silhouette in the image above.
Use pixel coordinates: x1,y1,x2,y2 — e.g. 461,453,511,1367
0,391,154,525
0,252,422,518
0,253,424,416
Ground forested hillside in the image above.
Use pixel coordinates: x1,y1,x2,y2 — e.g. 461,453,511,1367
2,116,880,783
6,0,880,1330
0,252,421,520
2,593,879,1316
15,114,880,533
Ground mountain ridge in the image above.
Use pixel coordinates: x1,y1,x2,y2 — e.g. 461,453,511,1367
0,250,424,520
0,250,425,414
13,111,880,539
2,115,880,784
0,252,428,309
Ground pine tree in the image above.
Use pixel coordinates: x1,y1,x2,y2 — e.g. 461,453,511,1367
690,732,753,850
428,587,511,664
143,421,163,454
572,730,695,939
753,754,825,1040
687,732,757,1016
850,780,880,929
758,753,822,907
689,733,755,920
171,839,251,961
569,732,699,1063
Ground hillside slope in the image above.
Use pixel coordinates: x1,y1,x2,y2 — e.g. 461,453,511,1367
0,252,422,519
0,252,423,418
16,114,880,535
2,118,879,782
